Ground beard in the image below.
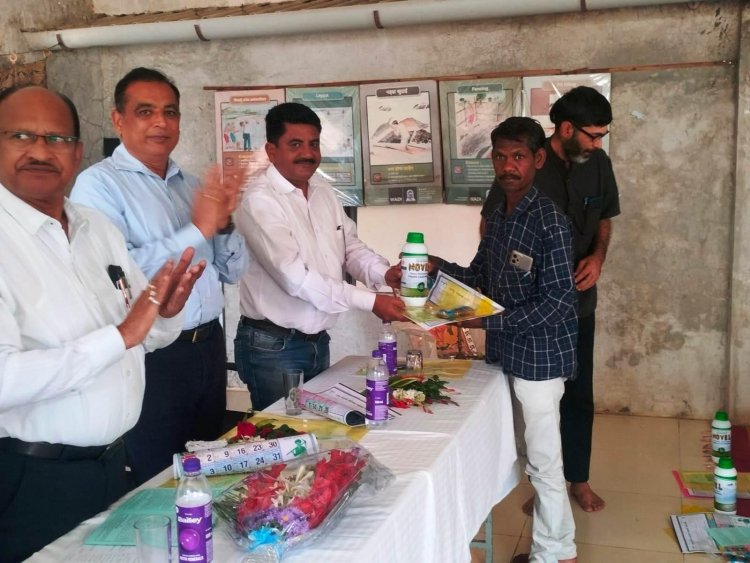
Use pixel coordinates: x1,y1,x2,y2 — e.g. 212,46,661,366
562,135,592,164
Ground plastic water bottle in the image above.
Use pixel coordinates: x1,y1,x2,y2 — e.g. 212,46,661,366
400,232,429,307
176,457,213,562
366,350,389,426
378,321,398,375
714,456,737,514
712,410,732,464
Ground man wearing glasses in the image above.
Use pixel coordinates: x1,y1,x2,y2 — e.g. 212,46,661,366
0,86,204,561
482,86,620,515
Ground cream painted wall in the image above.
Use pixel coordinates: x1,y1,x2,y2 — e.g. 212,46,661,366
357,204,481,266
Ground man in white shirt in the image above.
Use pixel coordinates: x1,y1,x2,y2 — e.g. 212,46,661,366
0,86,203,562
71,68,246,485
235,102,404,411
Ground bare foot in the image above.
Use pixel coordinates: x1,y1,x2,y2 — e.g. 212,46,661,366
521,495,534,517
570,482,605,512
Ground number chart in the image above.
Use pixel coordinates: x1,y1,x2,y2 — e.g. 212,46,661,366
173,433,319,478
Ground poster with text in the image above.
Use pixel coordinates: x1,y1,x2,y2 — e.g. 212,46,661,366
286,86,363,206
522,73,611,153
360,81,442,206
439,78,521,205
214,89,285,184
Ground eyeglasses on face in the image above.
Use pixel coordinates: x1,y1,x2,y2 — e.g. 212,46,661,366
572,123,609,142
1,130,79,150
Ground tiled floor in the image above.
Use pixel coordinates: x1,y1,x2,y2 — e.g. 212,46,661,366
471,413,721,562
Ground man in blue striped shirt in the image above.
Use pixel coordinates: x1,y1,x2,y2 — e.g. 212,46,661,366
434,117,578,563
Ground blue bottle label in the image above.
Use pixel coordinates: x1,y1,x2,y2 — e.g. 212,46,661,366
176,498,213,562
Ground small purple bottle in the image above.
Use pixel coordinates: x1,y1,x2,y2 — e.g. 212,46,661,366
176,457,213,562
366,350,389,426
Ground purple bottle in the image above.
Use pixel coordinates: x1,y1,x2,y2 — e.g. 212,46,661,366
176,457,213,562
366,350,389,426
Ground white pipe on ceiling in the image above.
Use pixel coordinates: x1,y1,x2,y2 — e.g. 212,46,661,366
23,0,713,51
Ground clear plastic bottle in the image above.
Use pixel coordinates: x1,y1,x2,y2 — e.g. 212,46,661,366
714,456,737,514
176,457,213,562
365,350,389,426
400,232,429,307
711,410,732,464
378,321,398,376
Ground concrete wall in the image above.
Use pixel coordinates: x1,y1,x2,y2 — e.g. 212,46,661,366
34,0,747,419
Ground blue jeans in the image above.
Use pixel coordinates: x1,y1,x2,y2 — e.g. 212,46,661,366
234,322,330,412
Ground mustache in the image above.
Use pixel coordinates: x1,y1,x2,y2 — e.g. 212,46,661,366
498,173,521,181
18,158,60,172
293,158,317,165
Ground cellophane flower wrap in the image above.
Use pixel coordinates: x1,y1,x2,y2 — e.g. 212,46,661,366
214,440,392,561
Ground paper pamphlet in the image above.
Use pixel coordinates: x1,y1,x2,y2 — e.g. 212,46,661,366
673,469,750,499
314,383,400,422
86,478,243,546
300,388,367,426
671,512,750,556
404,271,504,330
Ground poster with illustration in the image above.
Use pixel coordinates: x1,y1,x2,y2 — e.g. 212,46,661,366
214,89,285,184
439,78,521,204
360,81,442,206
286,86,363,206
522,73,611,153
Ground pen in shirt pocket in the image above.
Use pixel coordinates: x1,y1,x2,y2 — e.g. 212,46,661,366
107,265,132,311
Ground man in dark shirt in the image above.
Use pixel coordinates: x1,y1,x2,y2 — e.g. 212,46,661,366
482,86,620,513
436,117,578,563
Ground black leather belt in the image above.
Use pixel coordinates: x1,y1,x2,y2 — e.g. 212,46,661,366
0,436,124,461
177,319,218,343
240,316,326,342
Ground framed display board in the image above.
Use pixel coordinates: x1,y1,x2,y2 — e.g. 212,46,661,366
523,73,611,152
359,80,442,206
286,86,364,206
214,89,285,183
439,78,522,204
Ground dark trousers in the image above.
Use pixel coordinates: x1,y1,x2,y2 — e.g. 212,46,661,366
124,320,227,486
0,444,128,563
234,322,330,412
560,313,596,483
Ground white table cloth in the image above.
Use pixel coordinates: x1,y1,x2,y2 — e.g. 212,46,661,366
28,356,520,563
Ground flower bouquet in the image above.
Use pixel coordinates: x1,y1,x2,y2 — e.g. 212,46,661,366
229,420,302,443
389,374,458,413
214,441,392,561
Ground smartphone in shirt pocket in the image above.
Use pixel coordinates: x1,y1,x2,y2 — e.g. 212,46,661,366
509,250,533,273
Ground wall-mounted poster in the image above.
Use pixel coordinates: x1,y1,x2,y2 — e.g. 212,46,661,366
439,78,522,205
286,86,363,207
214,89,285,183
360,80,442,206
522,73,611,152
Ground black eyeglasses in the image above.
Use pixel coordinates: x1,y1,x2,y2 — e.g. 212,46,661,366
572,123,609,142
1,130,79,150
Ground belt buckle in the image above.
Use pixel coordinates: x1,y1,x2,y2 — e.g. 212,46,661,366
192,329,199,343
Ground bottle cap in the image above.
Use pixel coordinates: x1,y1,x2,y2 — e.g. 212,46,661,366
718,457,734,469
182,457,201,473
715,410,729,421
406,232,424,244
372,350,383,358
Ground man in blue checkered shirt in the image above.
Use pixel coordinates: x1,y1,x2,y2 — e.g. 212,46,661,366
432,117,578,563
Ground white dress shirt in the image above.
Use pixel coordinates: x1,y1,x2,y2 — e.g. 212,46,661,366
0,184,182,446
236,165,388,335
70,144,247,329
